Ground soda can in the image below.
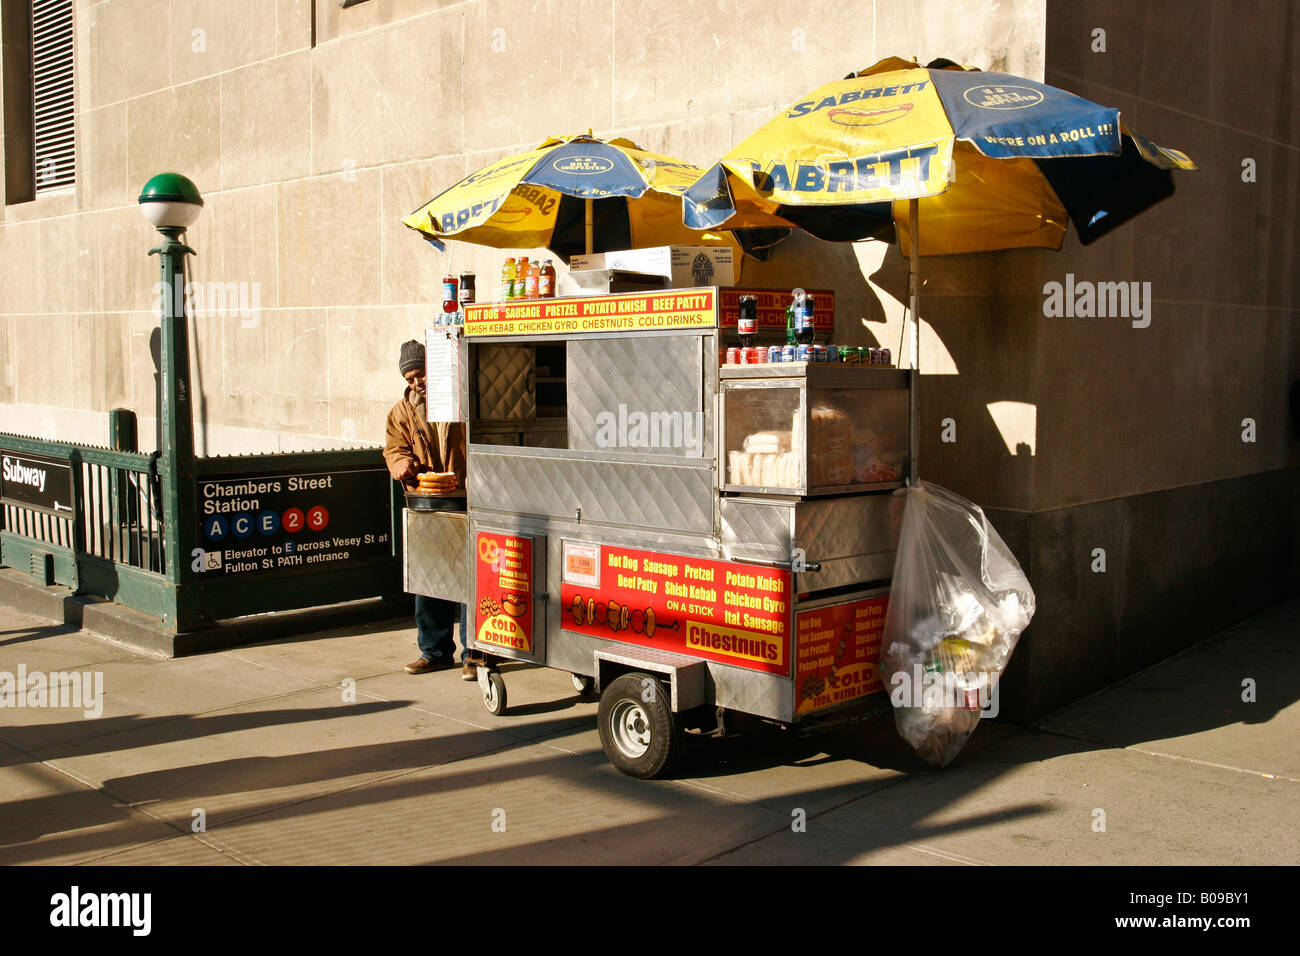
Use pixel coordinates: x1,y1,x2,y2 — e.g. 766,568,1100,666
796,344,812,362
743,347,764,364
813,345,827,363
725,347,740,365
781,344,797,363
768,345,782,363
839,346,858,364
881,348,892,366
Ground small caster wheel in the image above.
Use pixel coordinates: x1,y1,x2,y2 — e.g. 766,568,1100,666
571,673,596,697
479,668,507,716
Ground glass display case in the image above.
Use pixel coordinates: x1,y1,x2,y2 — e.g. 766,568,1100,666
720,364,909,496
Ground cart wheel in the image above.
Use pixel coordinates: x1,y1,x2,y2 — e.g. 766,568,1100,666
597,672,679,779
571,673,596,697
480,669,507,716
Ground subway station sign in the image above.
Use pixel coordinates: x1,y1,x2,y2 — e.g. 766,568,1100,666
1,452,74,517
194,467,391,576
462,288,717,336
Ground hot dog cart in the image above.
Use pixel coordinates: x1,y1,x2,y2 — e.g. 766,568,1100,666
404,287,910,777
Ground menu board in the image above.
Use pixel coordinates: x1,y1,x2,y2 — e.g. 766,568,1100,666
560,543,791,676
474,531,534,652
794,594,888,714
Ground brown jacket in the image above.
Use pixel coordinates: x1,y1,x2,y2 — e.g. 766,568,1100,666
383,388,467,493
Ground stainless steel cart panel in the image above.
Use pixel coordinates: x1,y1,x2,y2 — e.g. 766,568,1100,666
568,334,707,456
468,445,716,533
721,494,897,590
476,344,535,420
403,510,469,603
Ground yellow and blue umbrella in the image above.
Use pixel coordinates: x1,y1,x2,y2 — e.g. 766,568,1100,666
685,57,1195,485
684,57,1196,255
403,133,782,262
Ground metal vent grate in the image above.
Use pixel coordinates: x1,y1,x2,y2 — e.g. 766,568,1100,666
31,0,75,193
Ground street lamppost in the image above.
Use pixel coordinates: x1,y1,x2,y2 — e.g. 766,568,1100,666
139,172,203,616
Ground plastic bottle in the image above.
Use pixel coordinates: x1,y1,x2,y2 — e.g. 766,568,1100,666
539,260,556,298
794,292,815,345
512,257,530,299
525,260,541,299
500,258,515,301
738,295,757,349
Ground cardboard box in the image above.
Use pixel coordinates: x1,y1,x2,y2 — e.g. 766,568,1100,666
568,245,736,288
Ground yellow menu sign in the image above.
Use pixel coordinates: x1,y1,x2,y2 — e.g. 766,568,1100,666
463,289,717,336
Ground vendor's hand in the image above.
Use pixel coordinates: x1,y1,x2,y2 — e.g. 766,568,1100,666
398,460,420,481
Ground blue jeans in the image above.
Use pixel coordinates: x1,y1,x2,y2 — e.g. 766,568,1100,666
415,596,469,663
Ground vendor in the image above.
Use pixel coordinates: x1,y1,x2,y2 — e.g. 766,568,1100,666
384,339,472,678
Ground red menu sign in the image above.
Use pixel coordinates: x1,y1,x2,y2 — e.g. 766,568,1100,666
474,531,533,652
794,594,888,714
719,287,835,332
559,544,791,675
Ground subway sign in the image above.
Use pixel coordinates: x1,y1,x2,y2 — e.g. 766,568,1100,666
1,453,75,517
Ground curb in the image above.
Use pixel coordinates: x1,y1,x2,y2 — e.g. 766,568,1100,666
0,566,414,657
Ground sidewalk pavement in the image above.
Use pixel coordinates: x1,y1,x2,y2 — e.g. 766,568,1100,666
0,594,1296,866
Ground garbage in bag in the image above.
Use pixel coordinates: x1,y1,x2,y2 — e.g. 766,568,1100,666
880,480,1035,766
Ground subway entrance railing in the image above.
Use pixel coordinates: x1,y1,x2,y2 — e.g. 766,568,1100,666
1,410,402,632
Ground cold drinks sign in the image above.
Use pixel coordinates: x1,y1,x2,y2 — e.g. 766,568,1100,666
195,467,391,576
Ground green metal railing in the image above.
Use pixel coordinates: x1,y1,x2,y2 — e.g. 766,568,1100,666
1,413,403,632
1,424,170,616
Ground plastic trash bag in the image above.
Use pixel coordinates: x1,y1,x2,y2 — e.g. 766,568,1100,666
880,480,1036,766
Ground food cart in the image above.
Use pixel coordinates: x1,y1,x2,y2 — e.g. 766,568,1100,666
404,287,910,777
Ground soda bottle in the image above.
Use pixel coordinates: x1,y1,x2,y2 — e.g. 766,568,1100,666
442,275,458,314
794,292,815,345
784,303,797,346
539,259,556,298
738,295,757,349
525,260,541,299
500,258,514,301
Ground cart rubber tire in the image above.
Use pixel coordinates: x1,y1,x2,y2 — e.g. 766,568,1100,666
482,671,507,716
571,673,596,696
597,672,679,779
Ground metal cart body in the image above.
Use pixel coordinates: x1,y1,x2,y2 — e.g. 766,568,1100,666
404,288,910,775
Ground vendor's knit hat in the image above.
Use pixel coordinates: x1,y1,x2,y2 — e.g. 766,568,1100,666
399,339,424,375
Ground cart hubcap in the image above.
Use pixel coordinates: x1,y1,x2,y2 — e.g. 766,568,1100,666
610,700,652,758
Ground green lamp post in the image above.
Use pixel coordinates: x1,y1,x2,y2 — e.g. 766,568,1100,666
139,172,203,621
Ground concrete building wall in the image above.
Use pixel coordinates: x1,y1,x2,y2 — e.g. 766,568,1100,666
1,0,1296,720
1,0,1045,453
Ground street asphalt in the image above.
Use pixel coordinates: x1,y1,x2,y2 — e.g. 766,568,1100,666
0,595,1296,865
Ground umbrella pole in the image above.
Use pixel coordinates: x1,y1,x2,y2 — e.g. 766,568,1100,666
908,197,920,486
585,198,594,255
